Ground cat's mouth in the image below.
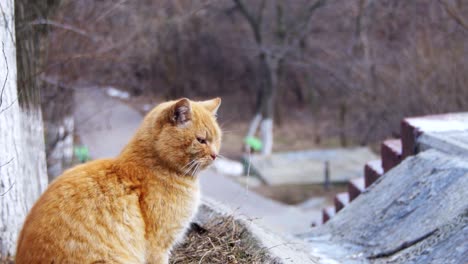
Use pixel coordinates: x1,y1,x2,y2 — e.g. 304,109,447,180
181,157,214,176
200,159,214,168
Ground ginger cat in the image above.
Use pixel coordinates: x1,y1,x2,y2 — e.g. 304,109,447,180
16,97,222,264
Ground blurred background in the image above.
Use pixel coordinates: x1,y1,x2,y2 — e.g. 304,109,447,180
37,0,468,153
1,1,467,260
16,0,468,229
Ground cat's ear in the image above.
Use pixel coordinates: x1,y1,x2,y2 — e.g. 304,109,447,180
171,98,192,126
200,97,221,115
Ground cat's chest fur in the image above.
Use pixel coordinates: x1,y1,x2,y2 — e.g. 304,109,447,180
141,175,201,249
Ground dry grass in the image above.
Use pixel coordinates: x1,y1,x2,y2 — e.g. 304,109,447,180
170,216,272,264
2,217,270,264
0,256,14,264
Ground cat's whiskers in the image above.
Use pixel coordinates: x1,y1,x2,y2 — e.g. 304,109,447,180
192,157,210,176
181,159,197,172
217,154,227,160
183,160,199,176
193,163,201,176
197,159,206,175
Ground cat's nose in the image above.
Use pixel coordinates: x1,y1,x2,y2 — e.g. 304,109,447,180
210,154,217,160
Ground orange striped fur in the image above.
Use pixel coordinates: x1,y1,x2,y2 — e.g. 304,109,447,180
16,98,222,264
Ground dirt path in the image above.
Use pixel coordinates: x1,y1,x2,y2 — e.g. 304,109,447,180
74,87,142,158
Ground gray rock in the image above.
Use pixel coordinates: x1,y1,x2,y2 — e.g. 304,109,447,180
302,150,468,264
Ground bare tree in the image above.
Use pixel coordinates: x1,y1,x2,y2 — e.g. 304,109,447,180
33,0,468,155
0,0,48,258
232,0,327,155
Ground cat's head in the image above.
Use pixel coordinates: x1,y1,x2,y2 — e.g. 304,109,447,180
147,97,222,176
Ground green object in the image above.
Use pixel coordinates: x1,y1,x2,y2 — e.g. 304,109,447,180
245,136,263,151
74,145,90,163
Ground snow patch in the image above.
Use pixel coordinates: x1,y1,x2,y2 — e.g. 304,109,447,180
105,87,130,100
142,104,153,112
409,119,468,132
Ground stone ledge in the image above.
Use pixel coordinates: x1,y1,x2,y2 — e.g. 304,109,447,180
302,150,468,263
417,130,468,157
195,197,322,264
402,113,468,157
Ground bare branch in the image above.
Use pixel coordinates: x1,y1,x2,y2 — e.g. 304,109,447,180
256,0,267,29
30,19,99,41
232,0,262,44
438,0,468,31
354,0,366,37
295,0,328,42
273,0,328,60
94,0,129,22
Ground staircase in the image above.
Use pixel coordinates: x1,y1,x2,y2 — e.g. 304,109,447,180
322,112,468,223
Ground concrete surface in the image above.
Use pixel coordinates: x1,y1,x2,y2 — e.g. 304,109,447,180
200,169,321,234
249,147,378,185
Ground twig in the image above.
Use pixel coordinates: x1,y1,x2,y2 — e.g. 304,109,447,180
94,0,129,22
30,19,99,41
198,249,213,264
0,41,9,108
438,0,468,31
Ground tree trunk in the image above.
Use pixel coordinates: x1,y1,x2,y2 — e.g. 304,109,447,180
42,80,75,181
339,102,348,147
244,54,279,156
260,118,273,155
259,55,278,155
15,0,48,191
17,0,72,181
246,113,262,138
0,0,48,258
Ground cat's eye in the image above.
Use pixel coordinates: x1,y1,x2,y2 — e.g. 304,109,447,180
197,137,207,144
